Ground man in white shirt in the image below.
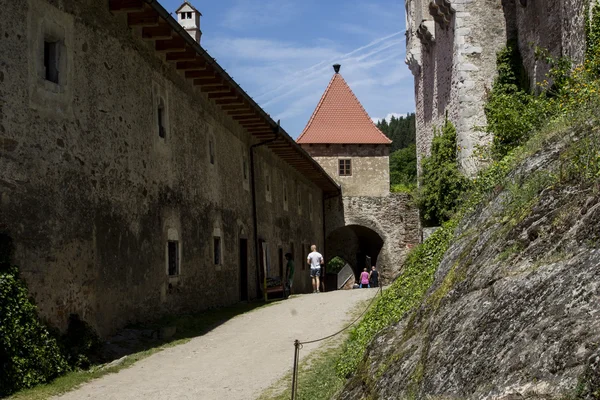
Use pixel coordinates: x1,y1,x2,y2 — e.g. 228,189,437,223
307,244,324,293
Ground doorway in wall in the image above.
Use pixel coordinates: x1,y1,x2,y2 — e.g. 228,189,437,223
239,238,248,301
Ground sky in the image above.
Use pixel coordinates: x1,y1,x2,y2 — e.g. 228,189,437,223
163,0,415,138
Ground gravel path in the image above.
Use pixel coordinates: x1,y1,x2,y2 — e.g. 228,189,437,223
55,289,377,400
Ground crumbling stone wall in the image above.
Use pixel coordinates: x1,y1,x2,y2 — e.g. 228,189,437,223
0,0,324,336
325,194,420,283
302,144,390,197
406,0,587,176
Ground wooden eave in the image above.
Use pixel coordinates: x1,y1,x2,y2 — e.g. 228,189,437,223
108,0,340,196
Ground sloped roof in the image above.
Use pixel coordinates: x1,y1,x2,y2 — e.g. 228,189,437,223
296,71,392,145
176,1,202,15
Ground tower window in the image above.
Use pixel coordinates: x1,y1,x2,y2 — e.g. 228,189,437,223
44,40,59,84
339,159,352,176
167,241,179,276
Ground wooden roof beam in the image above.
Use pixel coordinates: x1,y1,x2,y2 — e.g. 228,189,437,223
208,90,238,100
142,23,173,40
201,85,231,94
166,50,197,62
127,10,161,27
240,122,269,128
156,37,188,52
176,59,208,71
215,97,245,105
227,110,256,116
221,104,250,111
232,115,261,121
109,0,145,13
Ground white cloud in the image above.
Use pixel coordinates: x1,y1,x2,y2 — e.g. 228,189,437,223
372,113,409,124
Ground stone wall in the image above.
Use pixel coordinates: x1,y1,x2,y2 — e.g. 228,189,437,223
325,194,420,283
0,0,325,336
406,0,588,176
302,144,390,197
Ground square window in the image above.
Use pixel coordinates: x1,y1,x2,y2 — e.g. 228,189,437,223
214,237,221,265
44,40,59,84
168,241,179,276
339,159,352,176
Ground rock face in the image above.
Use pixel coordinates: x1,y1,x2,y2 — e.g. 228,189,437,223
339,137,600,398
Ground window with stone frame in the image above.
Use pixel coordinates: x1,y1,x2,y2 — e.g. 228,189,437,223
339,159,352,176
43,39,60,84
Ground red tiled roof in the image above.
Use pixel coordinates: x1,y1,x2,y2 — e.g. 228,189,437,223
297,72,392,145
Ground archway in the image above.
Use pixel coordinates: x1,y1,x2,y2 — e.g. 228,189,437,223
326,224,384,280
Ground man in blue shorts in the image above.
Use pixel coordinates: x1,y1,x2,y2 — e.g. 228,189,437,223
307,245,324,293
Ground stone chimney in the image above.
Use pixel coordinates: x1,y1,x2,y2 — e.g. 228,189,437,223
176,2,202,44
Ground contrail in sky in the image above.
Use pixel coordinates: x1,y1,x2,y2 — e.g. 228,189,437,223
255,31,404,102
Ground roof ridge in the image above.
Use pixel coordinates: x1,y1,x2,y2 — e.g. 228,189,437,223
336,74,391,143
296,73,338,143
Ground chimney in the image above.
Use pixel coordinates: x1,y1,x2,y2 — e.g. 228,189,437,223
333,64,341,74
176,2,202,44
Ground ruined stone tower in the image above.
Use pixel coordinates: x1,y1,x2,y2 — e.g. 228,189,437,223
406,0,587,175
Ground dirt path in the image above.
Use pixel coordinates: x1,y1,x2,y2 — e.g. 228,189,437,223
54,289,377,400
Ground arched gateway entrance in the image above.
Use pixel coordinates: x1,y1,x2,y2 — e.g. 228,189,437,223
326,225,384,277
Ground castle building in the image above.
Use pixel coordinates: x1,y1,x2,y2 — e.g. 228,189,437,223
405,0,588,175
299,65,420,282
0,0,339,337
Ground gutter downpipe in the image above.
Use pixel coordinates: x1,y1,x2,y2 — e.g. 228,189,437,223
250,122,280,302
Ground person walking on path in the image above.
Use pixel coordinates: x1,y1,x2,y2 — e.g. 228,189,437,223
360,268,370,288
369,265,379,288
307,245,324,293
285,253,294,295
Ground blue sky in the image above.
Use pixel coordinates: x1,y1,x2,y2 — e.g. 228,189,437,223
163,0,415,138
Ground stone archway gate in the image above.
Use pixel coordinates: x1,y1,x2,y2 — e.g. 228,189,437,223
324,193,421,283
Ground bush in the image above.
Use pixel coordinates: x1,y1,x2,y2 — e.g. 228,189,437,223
485,41,556,160
417,119,469,226
390,144,417,189
326,256,347,274
0,235,69,397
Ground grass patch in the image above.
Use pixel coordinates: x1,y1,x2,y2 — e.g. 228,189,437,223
8,302,268,400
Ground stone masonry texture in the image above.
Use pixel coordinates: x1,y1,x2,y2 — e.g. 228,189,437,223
0,0,326,337
406,0,587,176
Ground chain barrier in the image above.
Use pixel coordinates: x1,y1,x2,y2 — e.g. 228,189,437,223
290,285,383,400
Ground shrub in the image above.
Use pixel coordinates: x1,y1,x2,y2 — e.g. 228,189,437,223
417,120,469,226
0,235,69,397
326,256,347,274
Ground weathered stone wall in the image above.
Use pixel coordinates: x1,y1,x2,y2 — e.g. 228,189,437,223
0,0,324,336
302,144,390,197
325,194,420,283
406,0,588,176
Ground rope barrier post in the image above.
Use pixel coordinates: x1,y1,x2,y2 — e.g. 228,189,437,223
291,339,300,400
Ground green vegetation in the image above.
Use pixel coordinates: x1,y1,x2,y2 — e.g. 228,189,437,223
0,235,69,397
326,256,347,274
258,340,346,400
336,221,456,377
377,114,418,190
417,119,469,226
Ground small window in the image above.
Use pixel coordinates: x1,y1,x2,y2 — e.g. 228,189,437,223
243,157,248,180
168,241,179,276
187,12,193,19
158,100,166,139
209,140,215,164
309,194,313,221
214,237,221,265
266,173,270,193
339,159,352,176
297,186,302,214
44,40,59,84
283,182,288,210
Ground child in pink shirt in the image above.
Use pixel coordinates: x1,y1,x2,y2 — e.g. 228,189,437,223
360,268,370,288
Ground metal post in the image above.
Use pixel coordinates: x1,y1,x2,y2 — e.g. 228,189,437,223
291,340,300,400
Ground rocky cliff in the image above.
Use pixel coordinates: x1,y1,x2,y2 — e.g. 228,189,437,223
339,123,600,399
